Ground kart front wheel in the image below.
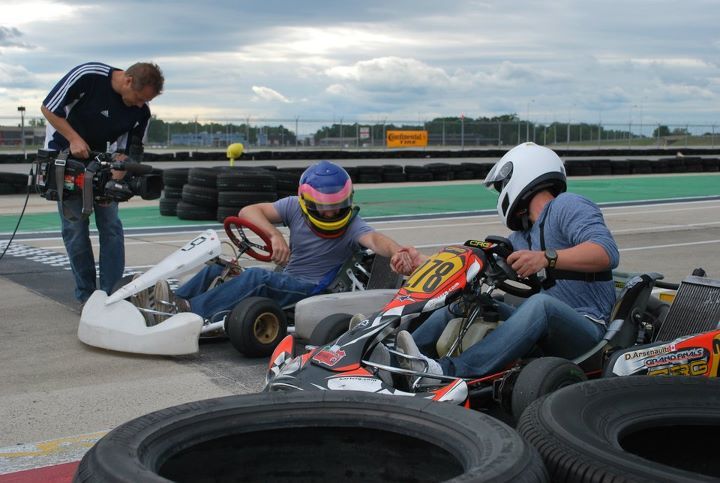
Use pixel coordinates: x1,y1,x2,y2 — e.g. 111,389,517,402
309,313,352,346
226,297,287,357
510,357,586,422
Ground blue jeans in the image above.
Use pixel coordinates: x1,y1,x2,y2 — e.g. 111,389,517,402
175,264,317,319
412,293,606,378
59,198,124,303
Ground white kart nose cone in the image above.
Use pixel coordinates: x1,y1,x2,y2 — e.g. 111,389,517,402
79,290,203,355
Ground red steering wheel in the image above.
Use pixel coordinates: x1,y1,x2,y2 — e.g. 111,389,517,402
223,216,274,262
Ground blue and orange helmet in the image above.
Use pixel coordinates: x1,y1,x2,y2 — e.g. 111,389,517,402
298,161,354,238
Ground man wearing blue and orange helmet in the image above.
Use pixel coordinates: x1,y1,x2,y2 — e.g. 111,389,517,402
142,161,417,323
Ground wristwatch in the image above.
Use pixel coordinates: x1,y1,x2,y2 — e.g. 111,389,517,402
545,248,558,269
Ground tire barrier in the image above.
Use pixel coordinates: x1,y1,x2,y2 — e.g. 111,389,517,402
74,391,549,483
517,376,720,482
3,153,716,203
215,168,278,223
0,171,29,194
158,168,187,217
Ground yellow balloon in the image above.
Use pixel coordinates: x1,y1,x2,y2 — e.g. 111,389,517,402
226,143,244,160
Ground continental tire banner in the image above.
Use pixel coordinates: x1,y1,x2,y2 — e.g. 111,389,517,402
386,130,428,148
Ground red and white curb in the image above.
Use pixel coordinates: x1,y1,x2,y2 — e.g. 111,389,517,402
0,432,106,482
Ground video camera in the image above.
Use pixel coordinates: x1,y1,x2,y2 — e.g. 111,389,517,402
35,149,163,221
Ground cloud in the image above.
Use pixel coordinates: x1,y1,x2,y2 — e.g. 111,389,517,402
251,86,291,103
1,0,720,125
326,57,454,93
0,62,35,86
0,26,33,49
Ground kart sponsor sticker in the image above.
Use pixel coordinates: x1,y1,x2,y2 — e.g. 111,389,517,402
623,343,677,361
610,342,712,377
313,346,347,367
327,376,384,392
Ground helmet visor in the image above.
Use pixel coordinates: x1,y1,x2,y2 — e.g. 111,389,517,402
483,161,514,192
298,177,353,212
301,195,353,213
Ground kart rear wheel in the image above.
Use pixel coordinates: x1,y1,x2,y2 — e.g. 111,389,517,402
226,297,287,357
510,357,587,421
75,392,548,483
517,376,720,482
309,313,352,346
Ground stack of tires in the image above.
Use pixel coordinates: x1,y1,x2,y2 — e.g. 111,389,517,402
356,165,384,183
177,167,220,220
382,164,407,182
159,168,189,216
275,168,303,199
215,168,278,222
459,162,493,179
424,162,453,181
404,164,433,182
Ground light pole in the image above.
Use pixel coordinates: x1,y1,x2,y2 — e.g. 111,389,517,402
525,99,534,142
17,106,26,159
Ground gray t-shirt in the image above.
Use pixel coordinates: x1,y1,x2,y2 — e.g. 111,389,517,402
509,192,619,322
273,196,375,284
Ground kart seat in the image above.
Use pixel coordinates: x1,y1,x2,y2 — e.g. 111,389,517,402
323,251,404,294
574,272,661,370
366,255,405,290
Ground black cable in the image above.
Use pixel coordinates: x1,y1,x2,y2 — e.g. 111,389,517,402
0,164,34,262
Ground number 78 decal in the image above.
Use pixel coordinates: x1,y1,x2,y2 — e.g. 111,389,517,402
406,251,464,293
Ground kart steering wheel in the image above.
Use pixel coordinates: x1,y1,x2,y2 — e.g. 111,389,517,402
223,216,274,262
485,236,542,298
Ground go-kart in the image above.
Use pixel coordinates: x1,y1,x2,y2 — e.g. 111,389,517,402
265,236,541,407
78,217,402,357
265,236,720,421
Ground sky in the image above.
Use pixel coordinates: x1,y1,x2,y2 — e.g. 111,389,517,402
1,0,719,130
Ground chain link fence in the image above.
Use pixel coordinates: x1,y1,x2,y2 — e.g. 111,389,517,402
1,116,718,152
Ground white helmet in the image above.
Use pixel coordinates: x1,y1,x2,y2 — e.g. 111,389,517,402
484,142,566,230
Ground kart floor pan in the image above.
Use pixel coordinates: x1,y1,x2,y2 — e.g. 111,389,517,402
654,276,720,341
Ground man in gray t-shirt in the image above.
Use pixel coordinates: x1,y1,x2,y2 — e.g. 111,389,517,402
144,161,414,321
396,143,619,378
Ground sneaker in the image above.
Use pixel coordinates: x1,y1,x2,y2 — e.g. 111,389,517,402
395,330,444,387
153,280,191,323
129,273,156,326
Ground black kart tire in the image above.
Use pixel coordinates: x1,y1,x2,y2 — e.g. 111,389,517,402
161,168,189,187
217,190,277,206
74,391,548,483
181,184,218,207
161,185,182,200
175,200,217,220
215,205,239,223
187,167,220,187
158,198,179,216
216,170,277,192
517,376,720,482
226,296,287,357
510,357,587,421
309,313,352,346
